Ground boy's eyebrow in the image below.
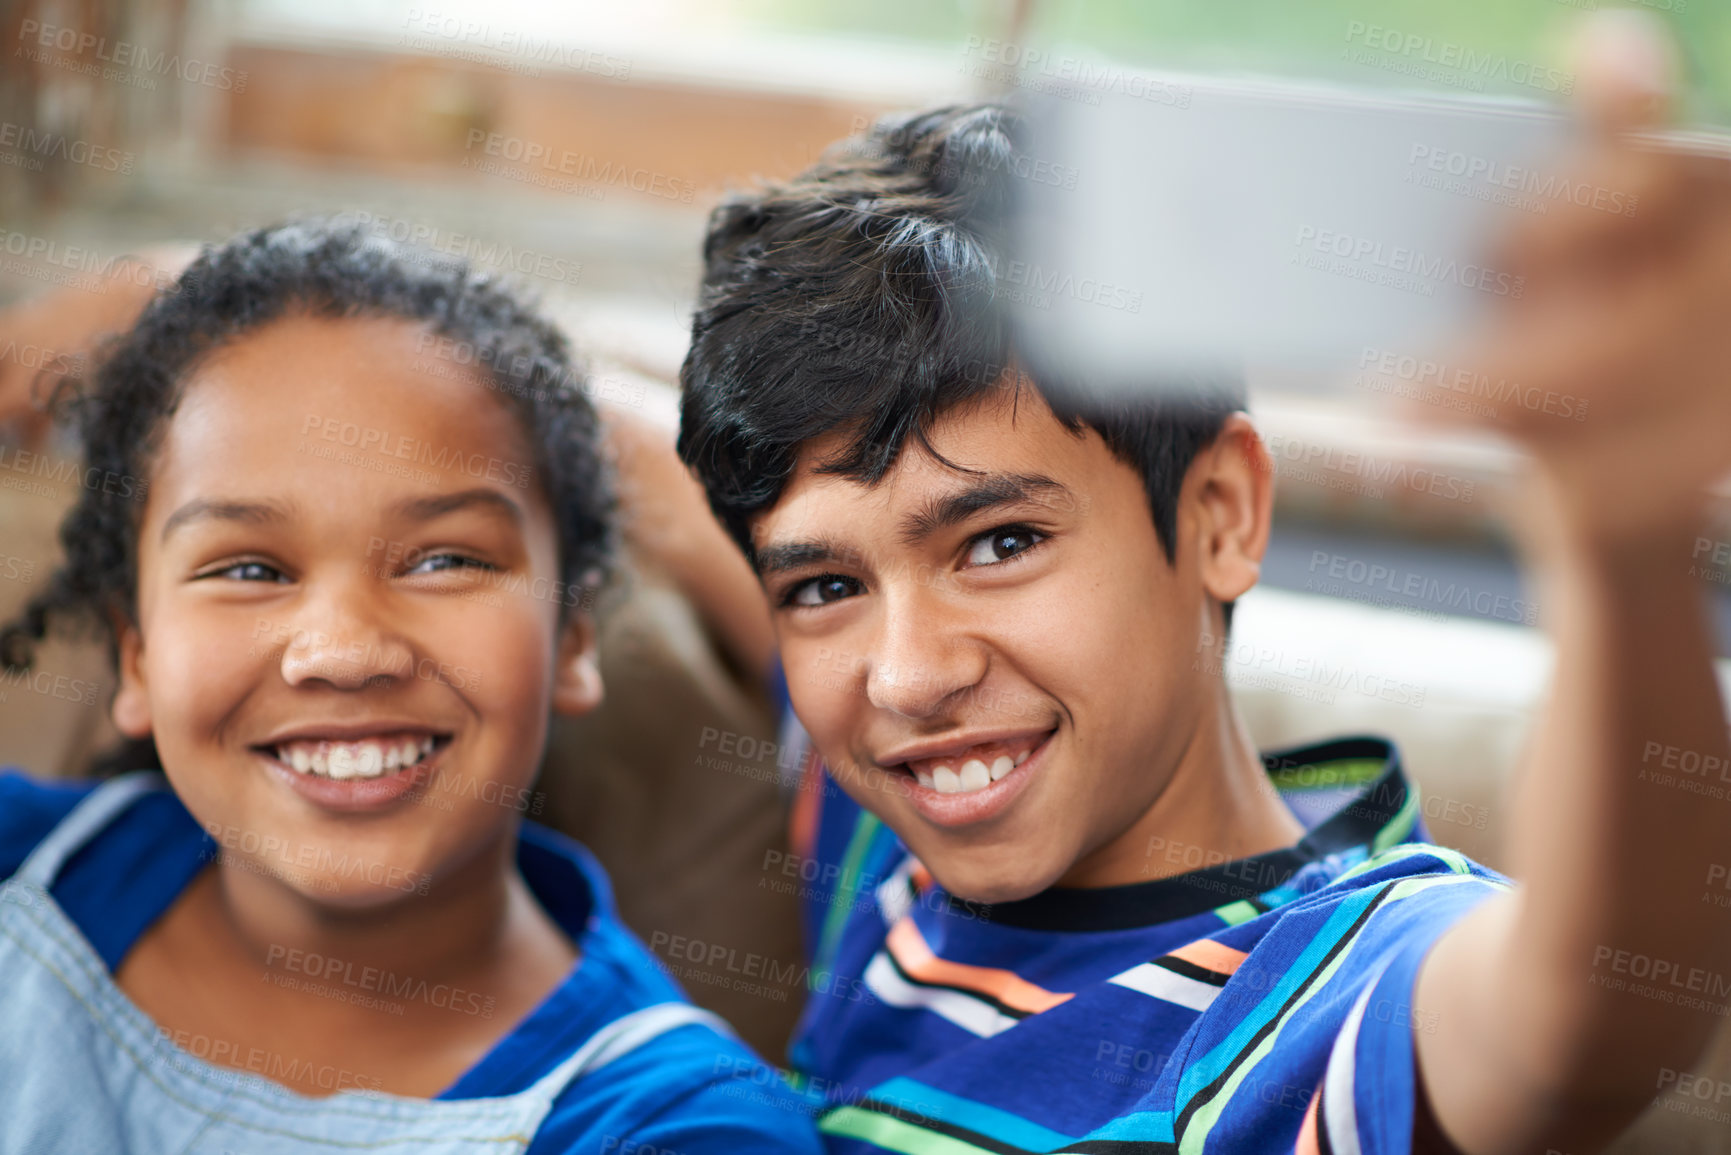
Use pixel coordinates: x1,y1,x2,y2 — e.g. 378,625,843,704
160,498,293,542
755,539,851,578
390,488,525,528
754,472,1072,577
898,473,1070,546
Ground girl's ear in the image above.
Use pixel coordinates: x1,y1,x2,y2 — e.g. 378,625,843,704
551,612,604,718
112,619,153,738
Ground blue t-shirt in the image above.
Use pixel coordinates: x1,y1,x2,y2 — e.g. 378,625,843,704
772,717,1509,1154
0,770,823,1155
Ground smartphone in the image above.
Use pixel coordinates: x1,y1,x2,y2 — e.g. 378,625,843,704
1008,70,1724,398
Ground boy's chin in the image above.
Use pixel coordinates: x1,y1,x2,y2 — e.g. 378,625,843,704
921,849,1068,907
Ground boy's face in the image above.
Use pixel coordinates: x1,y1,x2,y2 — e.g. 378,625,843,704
755,387,1252,903
114,314,600,908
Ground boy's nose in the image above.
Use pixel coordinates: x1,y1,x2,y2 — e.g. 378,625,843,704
862,601,986,720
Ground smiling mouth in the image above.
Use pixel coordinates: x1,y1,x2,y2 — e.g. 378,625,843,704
256,732,451,781
899,731,1054,796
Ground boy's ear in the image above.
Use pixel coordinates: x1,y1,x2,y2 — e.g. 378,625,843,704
551,612,604,717
1191,413,1274,605
111,618,153,739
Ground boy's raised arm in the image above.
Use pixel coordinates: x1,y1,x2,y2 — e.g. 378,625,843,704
1410,16,1731,1153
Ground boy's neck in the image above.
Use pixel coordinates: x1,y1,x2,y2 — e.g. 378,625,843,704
1056,701,1305,890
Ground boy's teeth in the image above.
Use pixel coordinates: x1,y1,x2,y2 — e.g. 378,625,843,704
909,739,1043,795
273,734,438,781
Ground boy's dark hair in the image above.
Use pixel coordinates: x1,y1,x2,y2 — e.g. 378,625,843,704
0,218,616,681
677,103,1244,572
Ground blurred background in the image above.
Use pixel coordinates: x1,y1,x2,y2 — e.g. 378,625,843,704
3,2,1731,1145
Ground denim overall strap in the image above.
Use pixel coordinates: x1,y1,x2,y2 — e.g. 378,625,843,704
12,771,165,889
0,774,742,1153
524,1002,736,1104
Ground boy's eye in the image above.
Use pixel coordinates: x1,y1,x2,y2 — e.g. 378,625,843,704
965,528,1044,567
407,553,496,576
205,561,287,583
785,575,862,608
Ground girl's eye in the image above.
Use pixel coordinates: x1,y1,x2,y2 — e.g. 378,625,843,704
786,575,862,608
408,553,495,576
965,528,1044,568
206,561,287,583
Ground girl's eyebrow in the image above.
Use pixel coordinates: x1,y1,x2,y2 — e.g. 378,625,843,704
390,488,525,528
159,488,524,545
160,498,293,543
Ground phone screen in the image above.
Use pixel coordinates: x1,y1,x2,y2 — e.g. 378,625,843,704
1005,17,1729,401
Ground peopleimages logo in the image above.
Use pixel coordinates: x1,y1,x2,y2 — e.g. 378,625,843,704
997,259,1143,313
0,121,133,173
1294,226,1524,297
1357,346,1587,421
1305,550,1535,626
648,930,873,1005
959,37,1193,108
463,130,695,203
264,944,497,1018
298,414,532,489
201,823,433,896
1342,21,1573,95
400,11,631,79
16,20,248,92
1407,144,1638,217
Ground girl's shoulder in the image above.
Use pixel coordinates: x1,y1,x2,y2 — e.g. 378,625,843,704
0,770,102,880
0,770,208,971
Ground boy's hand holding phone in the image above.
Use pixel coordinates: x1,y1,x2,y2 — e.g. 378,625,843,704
1412,15,1731,1154
1432,12,1731,552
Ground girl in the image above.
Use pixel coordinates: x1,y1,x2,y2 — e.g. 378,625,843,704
0,220,822,1154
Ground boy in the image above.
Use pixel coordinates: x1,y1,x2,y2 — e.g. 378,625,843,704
674,28,1731,1155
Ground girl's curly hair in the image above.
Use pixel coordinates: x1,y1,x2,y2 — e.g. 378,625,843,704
0,218,616,684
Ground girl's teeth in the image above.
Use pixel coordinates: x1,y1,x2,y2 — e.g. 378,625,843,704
915,769,935,789
328,746,355,780
990,756,1014,780
1014,750,1030,766
959,760,990,792
932,766,961,794
274,736,437,781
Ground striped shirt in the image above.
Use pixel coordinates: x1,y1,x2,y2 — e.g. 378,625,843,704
777,725,1509,1154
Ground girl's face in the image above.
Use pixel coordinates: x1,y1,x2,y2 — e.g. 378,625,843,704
113,313,601,908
